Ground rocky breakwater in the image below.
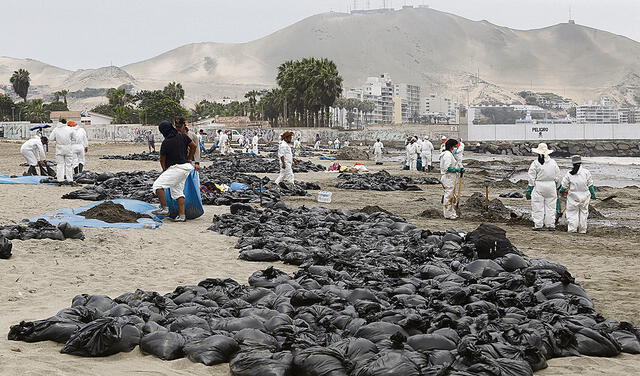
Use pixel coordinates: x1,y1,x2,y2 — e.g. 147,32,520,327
469,140,640,157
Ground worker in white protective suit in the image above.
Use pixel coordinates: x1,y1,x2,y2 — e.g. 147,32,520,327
314,134,321,150
526,143,561,231
275,131,295,188
293,136,302,156
252,134,259,154
440,136,447,153
560,155,596,234
421,137,434,171
48,119,76,182
69,121,89,174
334,138,340,150
372,139,384,165
455,138,465,165
218,131,229,155
440,138,463,219
20,135,48,176
406,137,419,171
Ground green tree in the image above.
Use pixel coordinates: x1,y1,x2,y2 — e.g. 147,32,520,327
244,90,260,120
44,101,69,112
59,89,69,105
139,97,187,125
10,69,30,102
0,94,15,121
163,82,185,102
106,88,131,106
26,99,49,123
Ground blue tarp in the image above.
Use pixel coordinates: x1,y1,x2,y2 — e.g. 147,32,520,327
0,175,52,185
33,199,163,229
319,156,337,160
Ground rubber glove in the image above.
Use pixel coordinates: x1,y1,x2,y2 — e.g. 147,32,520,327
526,185,533,200
556,198,562,215
447,166,462,173
558,187,567,198
589,185,597,200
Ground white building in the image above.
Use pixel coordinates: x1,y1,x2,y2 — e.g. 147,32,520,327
81,111,113,126
576,97,621,124
360,74,395,124
421,94,460,124
394,83,421,122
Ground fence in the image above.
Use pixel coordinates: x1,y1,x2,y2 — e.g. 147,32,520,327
463,122,640,142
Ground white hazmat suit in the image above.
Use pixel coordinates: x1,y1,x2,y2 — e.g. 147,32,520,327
252,135,259,154
528,157,561,229
373,141,384,163
48,123,76,182
20,136,46,167
561,167,594,234
275,140,294,185
71,126,89,172
440,150,458,219
421,139,434,170
406,142,419,171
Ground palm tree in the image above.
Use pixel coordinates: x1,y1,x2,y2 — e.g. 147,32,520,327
27,99,48,123
60,90,69,105
244,90,260,120
163,82,185,102
53,91,61,102
10,69,30,102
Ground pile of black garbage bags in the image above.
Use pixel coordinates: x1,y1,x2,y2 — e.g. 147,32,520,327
9,206,639,375
0,219,84,241
61,168,319,206
100,152,325,173
336,170,441,191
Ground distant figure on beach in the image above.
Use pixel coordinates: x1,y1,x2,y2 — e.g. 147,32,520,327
275,131,295,188
20,134,48,176
455,137,465,165
69,121,89,174
372,139,384,165
560,155,596,234
293,136,301,156
219,130,229,155
252,133,259,154
406,137,419,171
314,134,321,150
198,130,207,153
420,137,434,172
146,131,156,153
151,121,197,222
48,118,76,182
526,143,561,231
440,138,464,220
334,138,340,150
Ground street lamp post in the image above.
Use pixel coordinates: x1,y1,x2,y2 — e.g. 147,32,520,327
12,106,15,121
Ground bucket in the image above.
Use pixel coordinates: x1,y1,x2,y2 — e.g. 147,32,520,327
317,191,333,204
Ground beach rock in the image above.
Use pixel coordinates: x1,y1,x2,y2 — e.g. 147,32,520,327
336,147,369,161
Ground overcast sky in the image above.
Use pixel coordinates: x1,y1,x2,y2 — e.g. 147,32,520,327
2,0,638,70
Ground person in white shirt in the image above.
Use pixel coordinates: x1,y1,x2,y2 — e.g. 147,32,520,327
455,138,465,165
69,121,89,174
372,139,384,165
237,134,245,152
293,136,302,156
526,143,561,231
252,134,259,154
334,138,340,150
406,137,419,171
48,119,76,182
219,131,229,155
275,132,295,188
560,155,596,234
421,137,434,172
20,134,48,176
440,139,464,219
314,134,321,150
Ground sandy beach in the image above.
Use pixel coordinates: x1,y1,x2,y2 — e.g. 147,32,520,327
0,141,638,375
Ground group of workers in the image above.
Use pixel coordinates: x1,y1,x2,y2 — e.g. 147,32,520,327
21,118,89,182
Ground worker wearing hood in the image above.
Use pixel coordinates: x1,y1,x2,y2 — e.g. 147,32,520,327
20,134,48,176
48,119,76,182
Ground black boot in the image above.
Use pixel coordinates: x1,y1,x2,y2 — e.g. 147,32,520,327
38,165,47,176
74,166,79,175
26,166,37,176
78,163,84,173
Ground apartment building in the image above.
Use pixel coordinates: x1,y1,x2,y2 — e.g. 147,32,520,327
421,94,460,124
576,97,622,124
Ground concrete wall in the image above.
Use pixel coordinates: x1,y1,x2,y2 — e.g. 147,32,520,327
465,122,640,142
0,122,460,144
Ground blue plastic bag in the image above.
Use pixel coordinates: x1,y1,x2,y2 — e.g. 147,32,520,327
230,182,249,191
165,170,205,220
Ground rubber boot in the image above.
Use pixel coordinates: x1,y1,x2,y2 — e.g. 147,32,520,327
38,165,47,176
26,166,37,176
78,163,84,173
74,166,79,175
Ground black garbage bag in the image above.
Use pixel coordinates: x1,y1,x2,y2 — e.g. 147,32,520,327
407,333,457,351
229,350,293,376
168,315,211,332
60,317,142,357
234,328,279,351
466,224,519,259
8,319,82,344
183,335,240,366
72,294,118,313
57,222,85,240
248,267,292,288
0,236,12,259
292,346,351,375
140,331,187,360
466,358,533,376
239,249,281,262
353,349,425,376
